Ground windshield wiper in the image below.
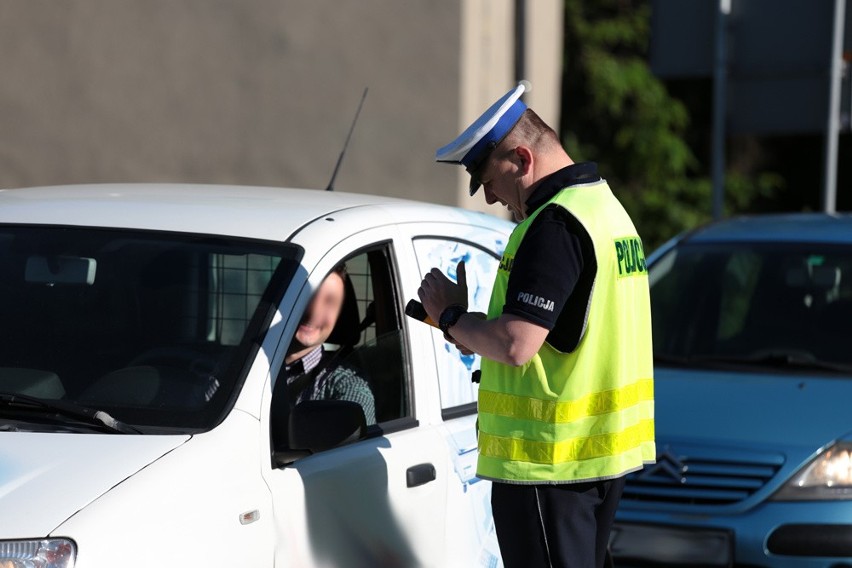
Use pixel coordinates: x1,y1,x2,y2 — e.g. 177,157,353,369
0,392,142,434
656,352,852,374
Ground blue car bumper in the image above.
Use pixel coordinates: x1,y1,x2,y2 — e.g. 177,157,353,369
615,501,852,567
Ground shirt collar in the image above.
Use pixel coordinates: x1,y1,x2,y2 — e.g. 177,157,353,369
525,162,600,216
285,345,324,379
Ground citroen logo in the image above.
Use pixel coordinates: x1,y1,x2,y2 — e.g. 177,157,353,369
639,450,688,484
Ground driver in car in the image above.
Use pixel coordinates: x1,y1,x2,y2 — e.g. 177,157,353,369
279,263,376,425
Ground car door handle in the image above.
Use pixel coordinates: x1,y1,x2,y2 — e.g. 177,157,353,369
406,463,436,488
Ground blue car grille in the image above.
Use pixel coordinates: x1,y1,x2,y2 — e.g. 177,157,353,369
622,447,785,506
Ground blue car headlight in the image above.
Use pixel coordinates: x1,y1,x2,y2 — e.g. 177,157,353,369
0,539,76,568
772,442,852,501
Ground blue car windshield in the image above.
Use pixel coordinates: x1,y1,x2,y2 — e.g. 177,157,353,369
650,242,852,371
0,225,301,433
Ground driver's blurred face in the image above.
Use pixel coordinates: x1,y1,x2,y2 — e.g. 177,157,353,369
293,272,345,352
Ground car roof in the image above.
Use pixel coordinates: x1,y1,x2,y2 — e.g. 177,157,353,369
0,183,508,241
682,213,852,245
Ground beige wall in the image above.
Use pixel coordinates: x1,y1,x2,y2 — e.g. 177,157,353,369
458,0,564,214
0,1,562,210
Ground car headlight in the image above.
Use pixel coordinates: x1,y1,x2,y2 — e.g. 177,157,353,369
773,442,852,501
0,539,76,568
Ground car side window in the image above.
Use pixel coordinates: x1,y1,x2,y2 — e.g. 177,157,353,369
341,246,411,424
270,242,410,457
412,238,500,414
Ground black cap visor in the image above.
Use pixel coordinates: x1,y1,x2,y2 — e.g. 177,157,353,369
465,141,499,197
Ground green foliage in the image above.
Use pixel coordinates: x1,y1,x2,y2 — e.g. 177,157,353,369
561,0,782,249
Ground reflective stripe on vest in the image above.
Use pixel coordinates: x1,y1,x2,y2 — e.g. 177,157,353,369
479,378,653,424
479,418,655,465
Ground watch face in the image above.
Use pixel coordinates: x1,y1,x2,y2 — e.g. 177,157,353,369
439,305,465,333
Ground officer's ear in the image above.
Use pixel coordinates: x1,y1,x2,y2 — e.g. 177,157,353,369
513,145,534,177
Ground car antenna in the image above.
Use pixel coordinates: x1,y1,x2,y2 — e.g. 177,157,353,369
326,87,368,192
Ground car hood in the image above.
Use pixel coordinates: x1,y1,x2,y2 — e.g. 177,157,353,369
655,366,852,450
0,432,189,538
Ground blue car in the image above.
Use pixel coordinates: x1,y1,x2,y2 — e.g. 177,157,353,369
612,214,852,567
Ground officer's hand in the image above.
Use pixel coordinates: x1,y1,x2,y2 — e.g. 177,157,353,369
418,260,469,323
455,259,468,300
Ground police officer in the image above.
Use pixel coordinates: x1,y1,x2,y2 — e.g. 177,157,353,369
418,83,655,568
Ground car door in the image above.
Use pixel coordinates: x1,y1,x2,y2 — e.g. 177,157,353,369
397,221,510,567
262,224,450,568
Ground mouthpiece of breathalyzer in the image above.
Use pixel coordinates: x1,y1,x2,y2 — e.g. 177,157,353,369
404,299,438,329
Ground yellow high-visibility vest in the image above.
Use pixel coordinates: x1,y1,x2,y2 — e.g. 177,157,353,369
477,180,655,483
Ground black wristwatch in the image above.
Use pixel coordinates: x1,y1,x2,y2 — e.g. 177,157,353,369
438,304,467,335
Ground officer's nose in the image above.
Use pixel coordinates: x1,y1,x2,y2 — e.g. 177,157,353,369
483,186,497,205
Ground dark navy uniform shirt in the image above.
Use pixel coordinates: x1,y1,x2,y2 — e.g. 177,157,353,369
502,162,601,353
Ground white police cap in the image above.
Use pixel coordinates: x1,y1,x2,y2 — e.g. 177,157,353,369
435,82,528,196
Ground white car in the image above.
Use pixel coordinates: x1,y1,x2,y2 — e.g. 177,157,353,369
0,184,513,568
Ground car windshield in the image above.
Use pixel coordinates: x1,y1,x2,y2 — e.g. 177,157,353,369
0,225,301,433
650,241,852,372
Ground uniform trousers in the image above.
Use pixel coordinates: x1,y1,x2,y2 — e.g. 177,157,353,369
491,476,625,568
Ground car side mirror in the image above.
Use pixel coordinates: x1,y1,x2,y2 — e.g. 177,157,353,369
273,400,367,467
